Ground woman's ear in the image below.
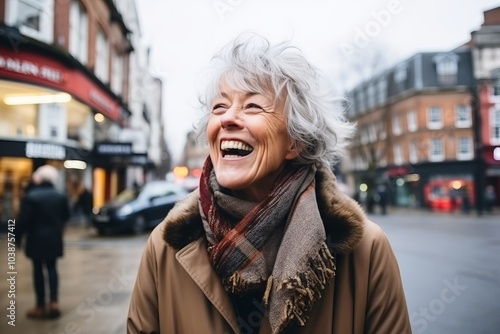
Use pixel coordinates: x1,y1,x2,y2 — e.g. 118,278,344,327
285,141,300,160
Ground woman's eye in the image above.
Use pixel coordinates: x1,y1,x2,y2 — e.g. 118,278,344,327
211,104,227,114
245,103,264,113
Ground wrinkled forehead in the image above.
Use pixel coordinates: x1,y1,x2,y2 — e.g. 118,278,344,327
214,68,277,101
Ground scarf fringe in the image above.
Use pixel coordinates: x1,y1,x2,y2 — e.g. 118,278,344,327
225,272,264,294
275,243,336,332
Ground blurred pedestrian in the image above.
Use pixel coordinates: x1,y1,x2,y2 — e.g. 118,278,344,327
74,185,93,226
16,165,71,319
127,33,411,333
485,185,496,213
377,184,389,215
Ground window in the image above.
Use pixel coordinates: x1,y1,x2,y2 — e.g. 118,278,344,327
392,115,402,136
427,106,443,129
394,63,407,86
491,106,500,144
95,29,109,83
457,137,473,160
7,0,54,44
455,104,471,128
357,90,365,112
493,77,500,97
360,127,368,145
111,53,123,96
429,138,444,161
407,110,417,132
434,53,459,85
379,122,386,140
393,144,403,165
409,141,418,163
377,78,387,105
367,84,376,109
69,1,88,64
368,124,377,143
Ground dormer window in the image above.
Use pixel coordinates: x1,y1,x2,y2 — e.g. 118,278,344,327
394,62,408,90
434,53,459,85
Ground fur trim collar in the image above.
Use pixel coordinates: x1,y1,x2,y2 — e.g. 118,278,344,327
163,164,365,253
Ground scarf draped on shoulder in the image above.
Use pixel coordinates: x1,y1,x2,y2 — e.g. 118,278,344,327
199,157,336,334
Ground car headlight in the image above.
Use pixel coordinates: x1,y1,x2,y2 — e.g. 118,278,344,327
116,204,133,217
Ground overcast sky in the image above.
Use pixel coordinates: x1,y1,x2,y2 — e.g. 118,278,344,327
136,0,500,165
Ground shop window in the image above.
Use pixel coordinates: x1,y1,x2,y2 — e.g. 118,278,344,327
6,0,54,44
455,104,471,128
427,106,443,129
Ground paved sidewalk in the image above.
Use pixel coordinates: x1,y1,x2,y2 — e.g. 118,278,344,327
0,223,147,334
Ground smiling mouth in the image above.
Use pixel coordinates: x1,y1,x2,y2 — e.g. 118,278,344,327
221,140,254,158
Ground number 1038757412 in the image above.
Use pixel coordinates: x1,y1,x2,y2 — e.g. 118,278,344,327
7,219,16,271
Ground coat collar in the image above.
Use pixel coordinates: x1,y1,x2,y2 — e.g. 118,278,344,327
163,163,365,253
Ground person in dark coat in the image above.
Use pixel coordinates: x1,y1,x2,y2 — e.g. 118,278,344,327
16,165,71,319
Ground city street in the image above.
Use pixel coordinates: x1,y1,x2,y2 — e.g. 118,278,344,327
0,209,499,334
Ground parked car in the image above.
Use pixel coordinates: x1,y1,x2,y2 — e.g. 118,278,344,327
92,181,188,235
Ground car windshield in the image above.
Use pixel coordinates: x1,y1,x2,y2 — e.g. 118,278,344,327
113,188,140,204
138,182,182,200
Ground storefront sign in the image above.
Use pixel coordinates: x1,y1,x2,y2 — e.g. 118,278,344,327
95,143,132,156
0,47,123,123
494,147,500,161
0,55,64,83
25,142,66,160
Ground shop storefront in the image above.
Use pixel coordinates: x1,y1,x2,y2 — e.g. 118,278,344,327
0,40,129,223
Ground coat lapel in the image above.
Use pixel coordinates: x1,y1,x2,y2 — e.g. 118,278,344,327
176,238,240,333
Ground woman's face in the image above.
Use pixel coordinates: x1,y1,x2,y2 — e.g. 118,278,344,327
207,84,298,202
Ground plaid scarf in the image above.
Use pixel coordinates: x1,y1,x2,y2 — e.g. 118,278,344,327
199,158,336,333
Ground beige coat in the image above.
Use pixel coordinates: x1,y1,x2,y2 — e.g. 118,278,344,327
127,169,412,334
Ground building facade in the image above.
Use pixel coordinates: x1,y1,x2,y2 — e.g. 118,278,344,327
346,6,500,212
346,50,476,211
0,0,166,223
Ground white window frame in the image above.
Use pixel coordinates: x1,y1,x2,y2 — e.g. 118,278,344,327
111,52,123,96
393,144,403,165
456,136,473,160
407,110,417,132
429,138,444,162
455,104,471,128
427,106,443,129
409,141,418,163
95,29,109,83
6,0,54,44
69,0,88,64
392,115,402,136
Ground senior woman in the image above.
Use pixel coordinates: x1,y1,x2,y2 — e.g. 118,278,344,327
127,34,411,334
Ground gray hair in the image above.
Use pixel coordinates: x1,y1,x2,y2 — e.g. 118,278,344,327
33,165,59,185
195,33,355,166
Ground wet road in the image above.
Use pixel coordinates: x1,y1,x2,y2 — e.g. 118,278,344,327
0,209,499,334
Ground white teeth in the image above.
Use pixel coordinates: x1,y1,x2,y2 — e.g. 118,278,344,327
221,140,253,151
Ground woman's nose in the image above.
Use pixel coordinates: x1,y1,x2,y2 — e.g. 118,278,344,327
220,106,243,129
